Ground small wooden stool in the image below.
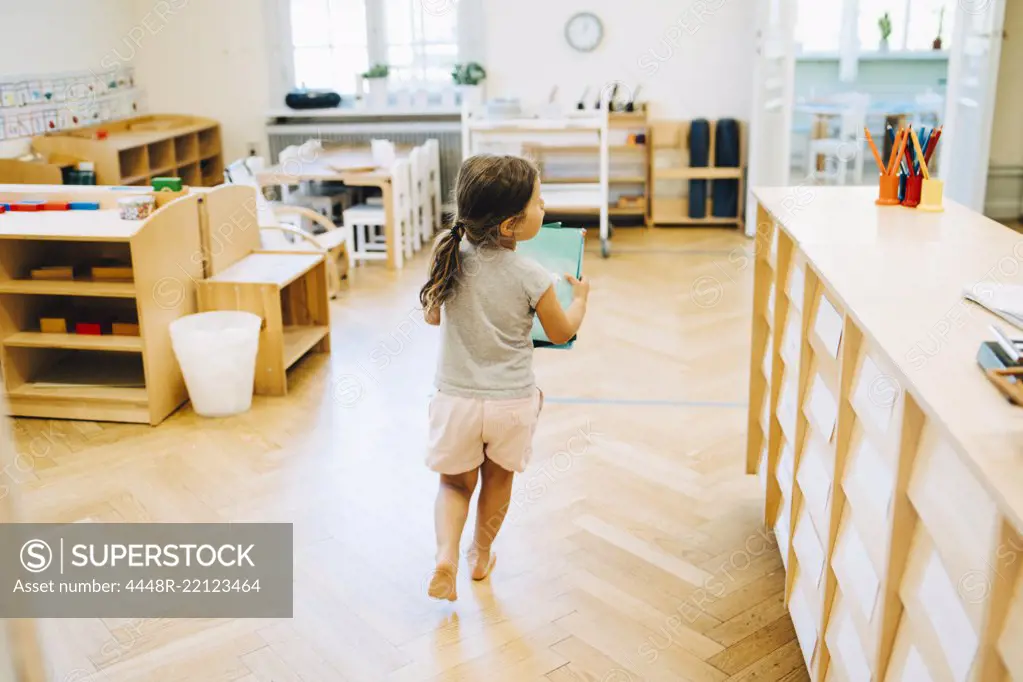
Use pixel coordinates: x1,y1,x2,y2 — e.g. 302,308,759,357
196,253,330,396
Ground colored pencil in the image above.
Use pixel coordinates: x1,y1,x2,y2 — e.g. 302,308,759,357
894,128,911,177
887,127,906,176
916,128,933,176
885,127,901,175
864,127,886,174
924,125,943,167
909,128,929,179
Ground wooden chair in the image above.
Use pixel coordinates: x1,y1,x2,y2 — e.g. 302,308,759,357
225,157,349,297
343,158,413,266
196,185,331,397
425,138,443,232
408,146,430,252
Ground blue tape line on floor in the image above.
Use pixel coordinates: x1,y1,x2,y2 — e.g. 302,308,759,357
542,397,747,408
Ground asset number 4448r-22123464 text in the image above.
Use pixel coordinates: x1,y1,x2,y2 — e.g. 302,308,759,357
124,579,261,593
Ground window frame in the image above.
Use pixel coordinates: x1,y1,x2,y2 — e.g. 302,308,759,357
266,0,482,101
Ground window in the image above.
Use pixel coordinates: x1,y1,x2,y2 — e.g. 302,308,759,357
287,0,459,93
796,0,957,53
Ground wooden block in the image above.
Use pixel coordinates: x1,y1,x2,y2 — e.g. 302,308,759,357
68,201,100,211
90,265,133,281
111,322,139,336
30,266,75,280
75,322,102,336
42,202,70,211
12,202,43,212
39,317,67,334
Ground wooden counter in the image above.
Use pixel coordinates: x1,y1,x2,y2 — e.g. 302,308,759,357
747,186,1023,682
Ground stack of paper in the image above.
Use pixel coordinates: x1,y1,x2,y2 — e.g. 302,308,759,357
517,222,585,349
963,283,1023,331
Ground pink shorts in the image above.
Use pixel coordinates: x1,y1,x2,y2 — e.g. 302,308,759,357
426,388,544,475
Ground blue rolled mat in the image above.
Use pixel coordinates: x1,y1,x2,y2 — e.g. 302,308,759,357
688,119,710,219
712,118,740,218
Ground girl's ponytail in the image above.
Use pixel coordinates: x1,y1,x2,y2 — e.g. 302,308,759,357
419,222,464,311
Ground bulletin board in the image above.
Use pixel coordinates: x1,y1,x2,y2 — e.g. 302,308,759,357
0,67,145,142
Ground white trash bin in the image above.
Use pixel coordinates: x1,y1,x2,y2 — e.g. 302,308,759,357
169,311,262,417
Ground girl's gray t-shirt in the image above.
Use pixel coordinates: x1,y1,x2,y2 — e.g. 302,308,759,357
435,243,552,400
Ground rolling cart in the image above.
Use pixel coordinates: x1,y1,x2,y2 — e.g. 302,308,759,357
462,101,612,257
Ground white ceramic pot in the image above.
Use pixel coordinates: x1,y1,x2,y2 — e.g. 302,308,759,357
366,78,389,109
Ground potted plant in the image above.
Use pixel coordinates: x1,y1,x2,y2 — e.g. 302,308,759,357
452,62,486,111
878,12,892,52
362,63,390,109
933,7,945,50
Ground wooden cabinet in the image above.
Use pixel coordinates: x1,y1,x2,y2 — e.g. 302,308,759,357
749,188,1023,681
32,114,224,187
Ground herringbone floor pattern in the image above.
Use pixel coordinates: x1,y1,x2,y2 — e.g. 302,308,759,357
10,228,808,682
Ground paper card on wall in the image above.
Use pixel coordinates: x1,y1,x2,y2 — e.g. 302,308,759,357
836,614,872,682
788,264,805,309
815,295,843,358
41,79,54,101
777,445,794,501
52,78,66,102
31,113,46,135
775,512,790,568
793,514,825,586
4,116,20,139
835,524,880,621
848,436,893,519
797,442,832,526
918,550,978,682
779,379,797,436
853,354,896,434
15,82,29,107
808,375,839,442
0,117,5,141
0,85,15,108
789,588,818,667
783,313,800,364
43,110,58,132
902,646,935,682
27,80,42,103
17,114,33,137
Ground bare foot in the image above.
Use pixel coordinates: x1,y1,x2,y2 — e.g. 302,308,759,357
469,548,497,581
428,561,457,601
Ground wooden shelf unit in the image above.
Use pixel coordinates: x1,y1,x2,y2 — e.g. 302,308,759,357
195,185,331,396
651,119,746,228
0,185,204,425
31,114,224,187
749,187,1023,682
522,109,651,226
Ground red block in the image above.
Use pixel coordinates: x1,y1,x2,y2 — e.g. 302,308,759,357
75,322,102,336
11,203,43,212
42,202,70,211
0,206,5,214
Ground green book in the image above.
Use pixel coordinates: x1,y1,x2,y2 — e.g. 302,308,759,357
517,222,585,349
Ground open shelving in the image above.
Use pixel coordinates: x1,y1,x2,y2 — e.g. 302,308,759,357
651,119,746,228
0,185,204,425
32,114,224,187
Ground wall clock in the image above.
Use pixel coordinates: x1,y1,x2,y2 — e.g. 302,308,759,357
565,12,603,52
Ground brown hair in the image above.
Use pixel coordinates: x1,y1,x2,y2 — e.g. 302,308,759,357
419,154,538,311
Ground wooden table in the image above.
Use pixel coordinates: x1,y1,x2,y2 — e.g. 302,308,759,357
747,186,1023,681
256,147,402,270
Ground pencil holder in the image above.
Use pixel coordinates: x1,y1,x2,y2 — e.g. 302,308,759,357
876,175,900,205
918,178,945,212
898,173,907,201
902,175,923,208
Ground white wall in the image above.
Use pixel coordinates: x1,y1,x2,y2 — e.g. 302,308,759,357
0,0,137,157
985,0,1023,219
482,0,756,121
130,0,273,162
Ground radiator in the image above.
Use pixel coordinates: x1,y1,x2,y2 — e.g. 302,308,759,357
266,122,462,201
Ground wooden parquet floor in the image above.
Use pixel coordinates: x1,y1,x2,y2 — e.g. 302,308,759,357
9,228,808,682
